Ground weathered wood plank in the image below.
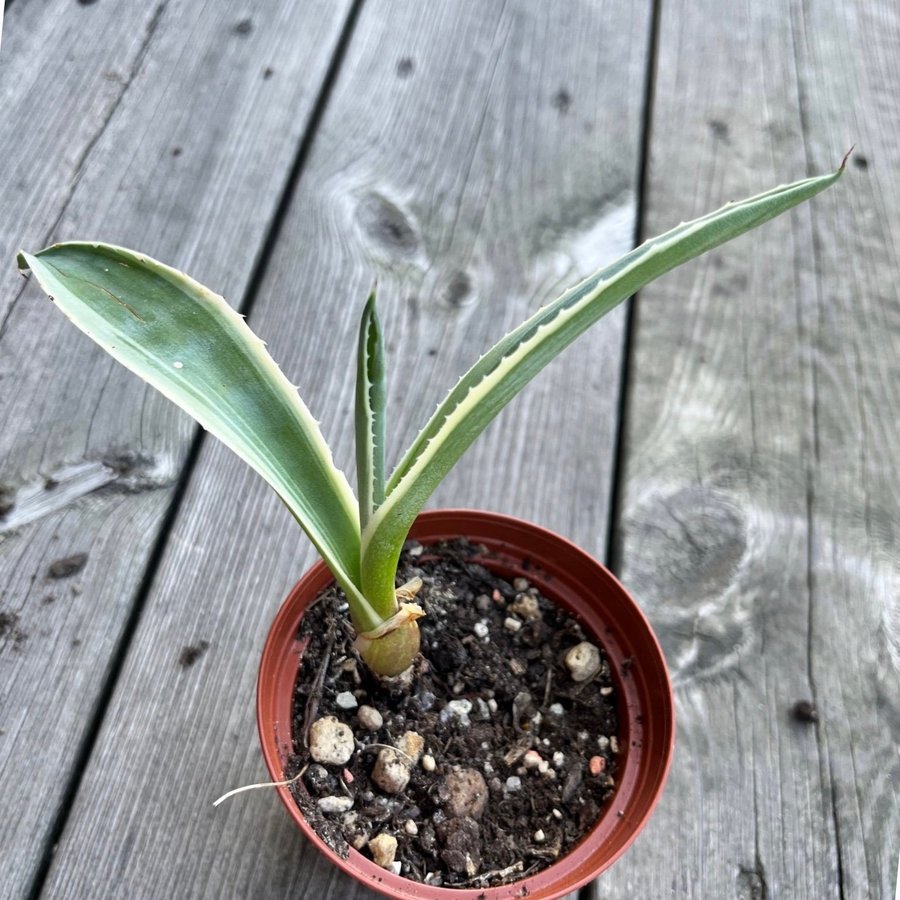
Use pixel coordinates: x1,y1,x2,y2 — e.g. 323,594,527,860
0,2,353,896
590,0,899,897
37,1,650,897
789,1,900,894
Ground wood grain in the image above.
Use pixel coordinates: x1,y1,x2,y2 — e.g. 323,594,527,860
36,1,650,896
0,1,352,895
590,0,899,896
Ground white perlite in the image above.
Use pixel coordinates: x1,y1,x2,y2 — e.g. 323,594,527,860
564,641,602,682
441,698,472,726
505,776,522,792
368,833,398,869
335,691,358,710
357,705,383,731
473,621,489,639
317,795,353,814
308,716,355,766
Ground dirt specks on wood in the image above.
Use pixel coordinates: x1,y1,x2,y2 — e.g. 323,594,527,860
0,611,28,650
791,700,819,724
178,640,210,668
551,88,572,113
0,484,15,516
47,553,88,579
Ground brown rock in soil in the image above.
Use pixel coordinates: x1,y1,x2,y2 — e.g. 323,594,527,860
441,766,488,819
437,816,481,875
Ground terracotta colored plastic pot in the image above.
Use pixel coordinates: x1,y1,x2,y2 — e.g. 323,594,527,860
258,509,674,900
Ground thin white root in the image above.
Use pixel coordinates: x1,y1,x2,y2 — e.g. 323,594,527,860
212,766,305,807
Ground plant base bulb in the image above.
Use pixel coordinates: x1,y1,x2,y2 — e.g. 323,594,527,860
357,620,421,677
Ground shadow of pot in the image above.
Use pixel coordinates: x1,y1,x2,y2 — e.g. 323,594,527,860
258,509,675,899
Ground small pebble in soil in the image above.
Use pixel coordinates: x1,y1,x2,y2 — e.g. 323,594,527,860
357,705,383,730
589,755,607,776
421,754,436,772
372,747,411,794
552,751,565,768
335,691,358,710
523,750,542,769
505,776,522,793
548,702,564,716
404,819,419,836
509,658,526,675
398,730,425,762
503,617,522,633
351,833,368,851
552,808,563,819
472,621,489,639
513,577,530,591
510,593,541,621
318,795,354,814
309,716,354,766
565,641,602,682
534,829,546,843
610,736,620,754
597,735,610,750
368,833,398,869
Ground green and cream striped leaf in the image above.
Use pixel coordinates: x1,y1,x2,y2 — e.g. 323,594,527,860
359,164,846,602
18,243,378,628
355,287,387,538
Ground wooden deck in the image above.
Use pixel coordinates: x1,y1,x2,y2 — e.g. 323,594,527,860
1,1,897,897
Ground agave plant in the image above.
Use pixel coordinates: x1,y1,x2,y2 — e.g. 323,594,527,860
18,163,844,676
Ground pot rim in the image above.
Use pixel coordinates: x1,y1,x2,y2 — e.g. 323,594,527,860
258,508,675,899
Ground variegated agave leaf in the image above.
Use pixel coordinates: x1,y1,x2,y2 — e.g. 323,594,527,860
359,164,847,605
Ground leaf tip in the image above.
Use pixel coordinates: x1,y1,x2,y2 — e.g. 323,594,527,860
839,145,855,173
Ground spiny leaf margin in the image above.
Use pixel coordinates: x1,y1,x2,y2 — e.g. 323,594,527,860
355,287,387,542
18,242,379,628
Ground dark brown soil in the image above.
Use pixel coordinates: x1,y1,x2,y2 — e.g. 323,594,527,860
288,538,619,890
